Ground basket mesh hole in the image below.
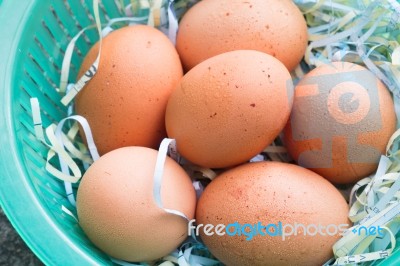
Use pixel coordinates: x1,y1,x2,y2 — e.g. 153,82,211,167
80,0,96,24
30,39,62,73
28,52,59,88
49,7,73,41
20,80,65,123
112,0,125,16
33,36,63,64
35,21,66,63
41,20,59,47
22,133,47,163
29,163,64,196
42,11,83,60
62,2,93,46
18,96,57,139
83,0,108,24
23,57,64,111
33,35,80,79
98,1,111,21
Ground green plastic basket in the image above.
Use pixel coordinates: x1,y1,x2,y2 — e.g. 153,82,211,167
0,0,399,265
0,0,132,264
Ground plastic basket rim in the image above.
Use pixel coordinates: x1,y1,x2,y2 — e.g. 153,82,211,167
0,0,106,265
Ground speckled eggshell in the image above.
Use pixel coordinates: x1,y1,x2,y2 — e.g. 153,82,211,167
165,50,293,169
76,146,196,262
283,62,396,184
176,0,308,71
75,25,183,155
196,161,350,266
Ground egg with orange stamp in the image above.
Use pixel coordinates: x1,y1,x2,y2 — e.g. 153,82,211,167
283,62,396,184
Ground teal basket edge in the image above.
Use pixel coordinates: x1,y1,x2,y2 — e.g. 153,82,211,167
0,0,111,265
0,0,398,265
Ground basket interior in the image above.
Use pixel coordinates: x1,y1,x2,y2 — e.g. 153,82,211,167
2,0,399,265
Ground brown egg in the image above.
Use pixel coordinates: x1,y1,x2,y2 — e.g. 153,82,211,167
283,62,396,184
165,50,293,169
76,146,196,262
75,25,183,155
196,161,350,266
176,0,308,71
